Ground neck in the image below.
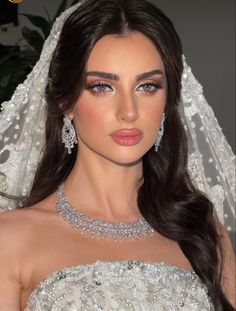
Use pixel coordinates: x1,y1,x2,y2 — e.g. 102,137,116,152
64,149,143,222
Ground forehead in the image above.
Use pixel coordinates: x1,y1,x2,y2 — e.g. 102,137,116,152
87,32,165,74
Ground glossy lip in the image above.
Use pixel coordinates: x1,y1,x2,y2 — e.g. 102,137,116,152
110,128,143,137
110,128,143,146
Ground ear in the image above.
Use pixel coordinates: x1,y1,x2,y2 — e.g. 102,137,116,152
67,112,74,120
63,107,75,120
59,101,75,120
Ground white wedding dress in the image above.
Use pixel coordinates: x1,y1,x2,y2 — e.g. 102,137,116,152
0,3,234,311
25,259,214,310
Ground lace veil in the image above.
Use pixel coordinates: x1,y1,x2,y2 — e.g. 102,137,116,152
0,3,235,232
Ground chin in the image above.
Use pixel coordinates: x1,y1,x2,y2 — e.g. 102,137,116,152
102,150,146,166
85,142,150,166
112,156,143,167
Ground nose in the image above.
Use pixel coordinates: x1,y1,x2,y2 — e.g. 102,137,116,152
116,92,139,123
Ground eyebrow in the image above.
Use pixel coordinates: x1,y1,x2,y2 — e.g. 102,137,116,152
86,69,164,81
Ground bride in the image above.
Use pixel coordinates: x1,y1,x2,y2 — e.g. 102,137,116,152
0,0,235,310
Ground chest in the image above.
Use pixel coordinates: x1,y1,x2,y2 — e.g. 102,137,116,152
21,228,192,308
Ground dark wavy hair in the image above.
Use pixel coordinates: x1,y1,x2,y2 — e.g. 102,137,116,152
21,0,233,309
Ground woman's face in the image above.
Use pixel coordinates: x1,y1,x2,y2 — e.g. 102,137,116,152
70,32,167,165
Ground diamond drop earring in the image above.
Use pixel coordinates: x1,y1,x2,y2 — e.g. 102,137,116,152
154,113,166,152
62,115,78,154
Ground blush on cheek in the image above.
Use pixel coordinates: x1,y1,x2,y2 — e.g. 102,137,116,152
150,104,165,122
74,100,105,127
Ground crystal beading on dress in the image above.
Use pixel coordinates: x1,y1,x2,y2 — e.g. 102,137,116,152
24,260,214,311
56,184,155,240
0,0,234,232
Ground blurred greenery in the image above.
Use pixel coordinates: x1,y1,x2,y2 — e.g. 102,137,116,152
0,0,79,105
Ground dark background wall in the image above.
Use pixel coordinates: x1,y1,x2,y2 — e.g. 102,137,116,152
150,0,235,153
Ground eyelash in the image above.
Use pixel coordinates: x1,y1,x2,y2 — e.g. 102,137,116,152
86,81,162,96
86,82,113,96
136,82,162,95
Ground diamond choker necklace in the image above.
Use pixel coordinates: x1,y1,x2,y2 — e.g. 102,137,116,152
56,183,155,241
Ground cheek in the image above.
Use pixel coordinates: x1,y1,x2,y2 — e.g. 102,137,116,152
73,99,109,132
141,94,166,142
150,104,165,121
143,93,166,123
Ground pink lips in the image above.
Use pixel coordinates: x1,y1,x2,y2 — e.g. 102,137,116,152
110,128,143,146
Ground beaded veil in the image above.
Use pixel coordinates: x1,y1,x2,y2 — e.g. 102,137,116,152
0,3,235,232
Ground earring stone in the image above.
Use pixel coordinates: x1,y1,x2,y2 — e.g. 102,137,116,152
154,113,166,152
62,116,78,154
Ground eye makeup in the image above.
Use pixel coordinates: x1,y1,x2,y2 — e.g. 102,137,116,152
85,74,165,97
86,81,114,96
135,79,164,95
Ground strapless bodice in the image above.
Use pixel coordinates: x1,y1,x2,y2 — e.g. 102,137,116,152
24,259,214,310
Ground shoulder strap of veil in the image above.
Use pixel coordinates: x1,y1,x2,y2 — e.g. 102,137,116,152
0,4,235,232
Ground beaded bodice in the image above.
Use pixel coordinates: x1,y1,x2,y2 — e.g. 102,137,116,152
25,260,214,310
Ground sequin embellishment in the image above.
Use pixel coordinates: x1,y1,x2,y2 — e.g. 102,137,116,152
25,260,214,310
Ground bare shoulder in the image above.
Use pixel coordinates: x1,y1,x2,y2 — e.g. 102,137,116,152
0,198,51,259
216,221,235,263
0,209,38,310
215,221,236,307
0,193,57,305
0,192,57,245
0,207,45,240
